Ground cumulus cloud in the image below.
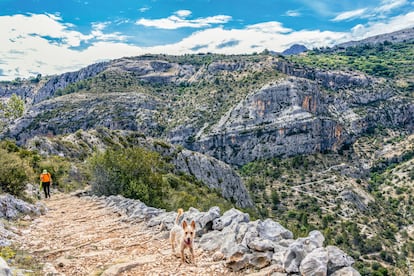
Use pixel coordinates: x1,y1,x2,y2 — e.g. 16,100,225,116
351,10,414,39
136,10,232,29
247,22,292,33
332,8,368,22
0,13,137,80
1,7,414,81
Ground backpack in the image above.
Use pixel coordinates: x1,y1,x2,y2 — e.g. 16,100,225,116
41,173,51,182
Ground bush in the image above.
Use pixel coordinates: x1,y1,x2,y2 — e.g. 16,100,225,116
87,145,237,212
0,148,33,196
88,146,167,208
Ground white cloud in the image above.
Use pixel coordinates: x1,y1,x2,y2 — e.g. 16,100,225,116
376,0,407,13
247,22,292,33
351,10,414,39
0,13,135,80
135,11,231,29
1,9,414,81
139,7,150,13
332,8,368,22
285,10,301,17
175,10,192,17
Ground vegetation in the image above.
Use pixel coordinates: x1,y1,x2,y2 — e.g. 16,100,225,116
87,144,234,212
0,141,35,197
0,140,88,198
0,94,24,131
289,41,414,95
53,53,281,135
239,130,414,275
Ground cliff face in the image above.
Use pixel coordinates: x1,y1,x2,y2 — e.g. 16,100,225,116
1,54,413,167
186,74,413,165
188,78,345,165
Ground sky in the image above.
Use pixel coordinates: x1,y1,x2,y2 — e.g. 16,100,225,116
1,0,414,81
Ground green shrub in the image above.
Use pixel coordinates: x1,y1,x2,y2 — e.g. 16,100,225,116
87,146,235,212
88,146,167,208
0,148,33,197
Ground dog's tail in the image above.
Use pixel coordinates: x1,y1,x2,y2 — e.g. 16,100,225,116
175,208,184,225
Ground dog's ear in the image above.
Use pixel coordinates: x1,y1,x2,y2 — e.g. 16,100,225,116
182,220,188,229
191,220,196,229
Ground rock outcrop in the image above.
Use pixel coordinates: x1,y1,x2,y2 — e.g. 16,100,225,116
33,62,109,104
0,193,46,246
0,257,11,276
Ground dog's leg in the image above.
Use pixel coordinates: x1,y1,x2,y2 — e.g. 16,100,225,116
190,246,195,264
180,246,185,264
170,232,176,254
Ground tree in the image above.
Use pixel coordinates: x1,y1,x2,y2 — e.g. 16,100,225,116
0,94,25,132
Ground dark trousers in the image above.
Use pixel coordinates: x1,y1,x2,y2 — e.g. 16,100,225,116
42,182,51,198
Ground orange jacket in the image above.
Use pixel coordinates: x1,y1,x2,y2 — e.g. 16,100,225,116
40,172,52,183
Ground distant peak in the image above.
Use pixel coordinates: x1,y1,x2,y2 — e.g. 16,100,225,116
281,44,308,55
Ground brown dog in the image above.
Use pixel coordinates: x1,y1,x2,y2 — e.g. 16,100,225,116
169,208,196,264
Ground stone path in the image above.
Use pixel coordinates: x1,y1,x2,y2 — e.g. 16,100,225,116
18,193,241,276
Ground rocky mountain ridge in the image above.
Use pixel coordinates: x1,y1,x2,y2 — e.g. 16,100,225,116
2,53,412,167
337,27,414,48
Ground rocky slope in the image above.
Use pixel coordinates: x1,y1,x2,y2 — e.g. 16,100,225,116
2,53,413,167
337,27,414,48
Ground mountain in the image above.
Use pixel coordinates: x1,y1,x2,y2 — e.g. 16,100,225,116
281,44,308,55
337,27,414,48
1,29,414,274
2,54,412,166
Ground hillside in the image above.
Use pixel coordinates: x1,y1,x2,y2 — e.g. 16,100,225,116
1,30,414,275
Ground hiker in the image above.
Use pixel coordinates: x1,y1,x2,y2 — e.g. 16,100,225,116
40,169,52,198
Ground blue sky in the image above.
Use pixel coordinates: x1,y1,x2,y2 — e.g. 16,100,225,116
1,0,414,80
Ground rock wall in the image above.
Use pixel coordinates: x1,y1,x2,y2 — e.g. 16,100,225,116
188,79,346,165
2,55,413,167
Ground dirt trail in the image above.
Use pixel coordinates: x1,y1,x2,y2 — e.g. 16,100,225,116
18,193,239,276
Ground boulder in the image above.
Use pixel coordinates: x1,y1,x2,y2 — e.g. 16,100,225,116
327,246,355,274
0,194,45,220
0,257,11,276
330,266,361,276
283,231,325,273
219,208,250,228
258,219,293,241
299,247,328,276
